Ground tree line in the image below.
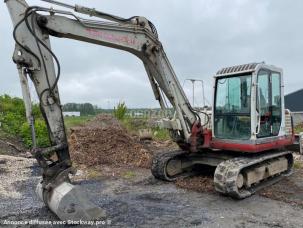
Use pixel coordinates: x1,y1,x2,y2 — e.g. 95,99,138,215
63,103,98,116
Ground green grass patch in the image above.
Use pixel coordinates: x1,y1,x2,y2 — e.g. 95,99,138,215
64,116,94,131
86,169,103,180
152,127,170,141
0,94,50,148
294,161,302,169
122,171,136,179
121,117,148,133
0,129,10,155
294,124,303,134
0,129,10,139
20,119,50,148
120,117,170,141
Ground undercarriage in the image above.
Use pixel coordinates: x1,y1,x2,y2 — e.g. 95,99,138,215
151,150,294,199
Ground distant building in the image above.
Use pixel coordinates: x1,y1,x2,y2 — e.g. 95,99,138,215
133,112,144,117
63,112,80,117
285,89,303,112
285,89,303,126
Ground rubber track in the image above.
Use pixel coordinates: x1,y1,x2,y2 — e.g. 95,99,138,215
151,150,187,181
214,151,293,199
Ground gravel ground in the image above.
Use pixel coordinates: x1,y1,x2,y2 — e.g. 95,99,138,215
0,155,303,228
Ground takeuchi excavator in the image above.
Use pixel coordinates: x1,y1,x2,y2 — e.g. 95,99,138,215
5,0,302,221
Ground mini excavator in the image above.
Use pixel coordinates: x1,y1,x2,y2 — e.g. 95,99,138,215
5,0,302,221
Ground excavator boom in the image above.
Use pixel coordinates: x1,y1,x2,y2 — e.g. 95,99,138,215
5,0,203,221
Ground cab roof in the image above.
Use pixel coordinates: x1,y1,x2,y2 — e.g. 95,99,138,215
215,62,282,78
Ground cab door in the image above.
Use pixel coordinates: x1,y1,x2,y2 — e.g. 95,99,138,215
257,70,282,138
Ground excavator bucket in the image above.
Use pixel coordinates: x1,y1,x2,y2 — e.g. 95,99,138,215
36,182,106,221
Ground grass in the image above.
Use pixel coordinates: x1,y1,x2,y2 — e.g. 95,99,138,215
0,129,9,138
64,116,94,131
0,128,24,155
120,117,170,141
122,171,136,179
121,117,148,132
294,161,302,169
86,169,103,180
294,124,303,134
152,127,171,141
0,129,8,155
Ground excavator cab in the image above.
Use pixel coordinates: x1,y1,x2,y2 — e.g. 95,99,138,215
211,63,294,152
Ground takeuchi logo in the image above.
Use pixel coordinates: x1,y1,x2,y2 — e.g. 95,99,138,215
86,28,136,46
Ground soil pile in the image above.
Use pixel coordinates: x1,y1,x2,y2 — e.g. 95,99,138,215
69,114,152,168
0,132,26,156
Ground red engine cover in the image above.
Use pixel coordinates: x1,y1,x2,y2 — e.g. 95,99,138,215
210,135,295,153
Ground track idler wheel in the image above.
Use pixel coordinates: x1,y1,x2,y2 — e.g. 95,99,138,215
151,150,187,181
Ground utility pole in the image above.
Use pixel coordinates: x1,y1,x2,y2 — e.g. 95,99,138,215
190,79,195,107
185,79,206,108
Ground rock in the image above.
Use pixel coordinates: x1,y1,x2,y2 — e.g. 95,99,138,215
25,151,33,158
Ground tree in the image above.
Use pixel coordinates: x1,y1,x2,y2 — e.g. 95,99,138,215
63,102,96,116
114,102,127,120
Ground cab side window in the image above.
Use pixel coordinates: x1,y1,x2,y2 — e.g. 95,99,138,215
271,73,282,135
257,70,282,138
257,71,271,137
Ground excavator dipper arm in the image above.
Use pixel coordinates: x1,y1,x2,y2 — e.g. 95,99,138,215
5,0,202,221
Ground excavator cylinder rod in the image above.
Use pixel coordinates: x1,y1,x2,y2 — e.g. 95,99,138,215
40,0,74,10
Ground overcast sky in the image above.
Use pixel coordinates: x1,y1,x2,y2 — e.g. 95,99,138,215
1,0,302,108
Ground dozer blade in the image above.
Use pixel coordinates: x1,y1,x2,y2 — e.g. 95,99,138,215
36,181,106,221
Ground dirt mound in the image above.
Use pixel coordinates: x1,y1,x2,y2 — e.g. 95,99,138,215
69,114,152,168
0,131,26,156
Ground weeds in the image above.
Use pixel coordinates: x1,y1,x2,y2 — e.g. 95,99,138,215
121,117,170,141
122,171,136,179
64,116,93,131
294,123,303,134
114,102,127,120
0,95,50,148
294,161,302,169
152,127,170,141
86,169,102,180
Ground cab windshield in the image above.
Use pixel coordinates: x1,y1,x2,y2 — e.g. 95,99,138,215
214,74,252,140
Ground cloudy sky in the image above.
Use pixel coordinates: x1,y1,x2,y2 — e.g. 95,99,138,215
1,0,302,108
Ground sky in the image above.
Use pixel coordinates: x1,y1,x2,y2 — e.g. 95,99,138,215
1,0,303,108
